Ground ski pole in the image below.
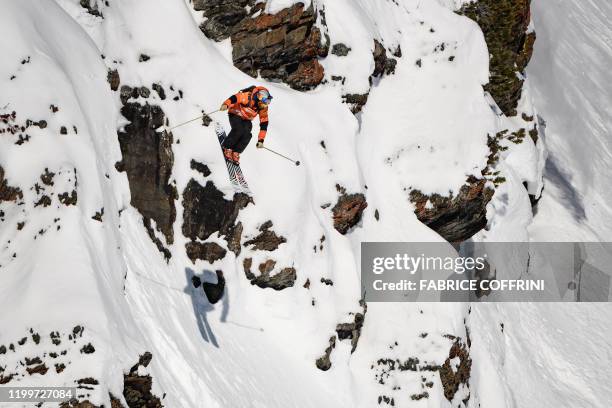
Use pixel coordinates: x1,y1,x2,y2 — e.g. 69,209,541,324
158,109,221,132
262,146,301,166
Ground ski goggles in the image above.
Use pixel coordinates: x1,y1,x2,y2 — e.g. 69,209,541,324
258,90,273,104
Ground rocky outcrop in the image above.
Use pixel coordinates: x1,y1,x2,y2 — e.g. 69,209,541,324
116,87,176,254
410,179,494,243
0,166,23,203
335,302,367,353
439,340,471,402
185,241,227,264
244,220,287,251
182,179,252,254
332,186,367,234
122,352,163,408
371,39,397,80
193,0,255,41
458,0,535,116
243,258,296,290
315,336,336,371
194,2,328,91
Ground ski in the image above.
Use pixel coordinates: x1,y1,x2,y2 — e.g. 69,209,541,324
214,122,252,195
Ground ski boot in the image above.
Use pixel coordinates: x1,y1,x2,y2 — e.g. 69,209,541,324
223,148,235,163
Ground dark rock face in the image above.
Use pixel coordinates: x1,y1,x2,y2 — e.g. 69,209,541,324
123,352,162,408
331,43,351,56
117,100,176,248
185,241,227,264
190,159,211,177
410,179,494,243
193,0,255,41
243,258,296,290
371,39,397,80
342,93,369,114
107,69,120,91
80,0,102,17
439,340,472,401
459,0,535,116
202,270,225,304
336,302,367,353
182,179,252,254
315,336,336,371
0,166,23,203
244,221,286,251
232,3,328,91
332,190,367,234
194,1,328,91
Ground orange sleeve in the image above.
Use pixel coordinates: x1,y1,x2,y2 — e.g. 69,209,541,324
224,91,249,108
258,107,269,141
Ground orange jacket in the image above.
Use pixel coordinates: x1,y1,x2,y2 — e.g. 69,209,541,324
223,86,269,141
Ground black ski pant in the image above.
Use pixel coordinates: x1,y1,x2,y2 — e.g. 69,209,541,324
223,113,252,153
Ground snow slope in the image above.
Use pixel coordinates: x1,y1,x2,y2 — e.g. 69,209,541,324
4,0,608,407
468,2,612,408
527,0,612,242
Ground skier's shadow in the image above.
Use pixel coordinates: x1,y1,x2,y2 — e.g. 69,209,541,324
184,268,229,348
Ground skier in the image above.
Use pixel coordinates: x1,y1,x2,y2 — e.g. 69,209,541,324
219,85,273,164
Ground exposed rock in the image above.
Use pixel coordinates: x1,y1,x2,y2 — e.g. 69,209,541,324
182,179,251,251
342,93,369,114
143,218,171,260
410,179,494,243
190,159,211,177
193,0,255,41
119,353,163,408
26,363,48,375
58,190,78,206
336,301,367,353
202,270,225,304
117,101,176,247
129,351,153,374
458,0,535,116
228,3,328,90
315,336,336,371
243,258,296,290
152,83,166,100
40,168,55,186
107,69,120,91
34,195,51,208
80,343,95,354
79,0,102,17
185,241,227,264
0,166,23,202
244,221,286,251
332,191,367,234
331,43,351,56
92,208,104,222
227,221,243,256
371,39,397,79
439,340,472,401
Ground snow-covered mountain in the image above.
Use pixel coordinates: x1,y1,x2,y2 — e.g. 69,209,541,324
0,0,610,407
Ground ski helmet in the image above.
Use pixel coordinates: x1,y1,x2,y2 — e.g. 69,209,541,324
256,89,273,105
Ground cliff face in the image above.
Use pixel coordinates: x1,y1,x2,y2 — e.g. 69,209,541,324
116,87,176,254
407,0,537,242
459,0,535,116
194,1,329,91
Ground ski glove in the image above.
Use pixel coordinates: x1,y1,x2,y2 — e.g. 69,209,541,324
256,141,264,148
220,104,228,111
